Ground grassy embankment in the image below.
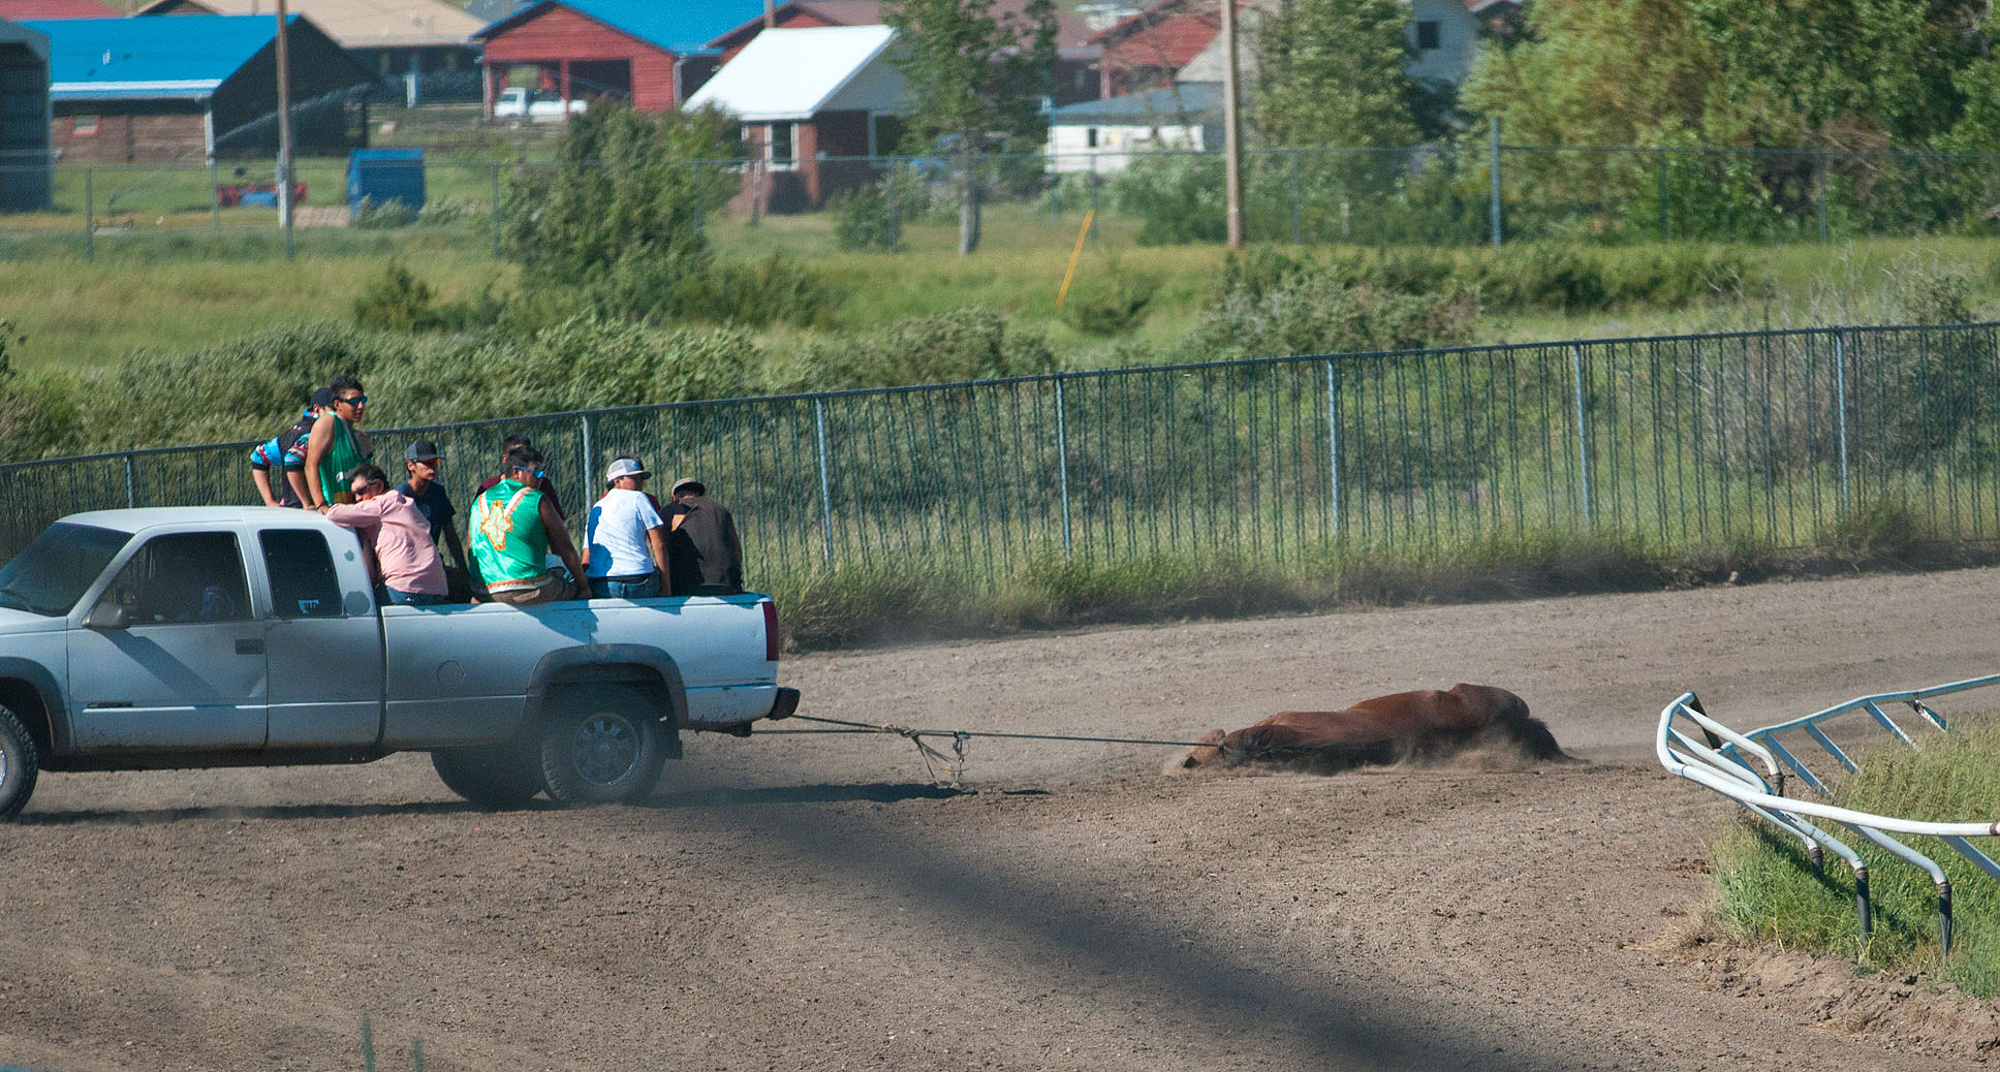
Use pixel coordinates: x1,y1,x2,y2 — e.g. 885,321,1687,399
1,211,1996,373
1707,716,2000,1000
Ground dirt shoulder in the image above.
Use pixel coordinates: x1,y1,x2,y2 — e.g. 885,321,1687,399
6,567,2000,1070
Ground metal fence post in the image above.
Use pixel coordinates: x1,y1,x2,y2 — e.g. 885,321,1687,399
1325,358,1340,535
1055,376,1073,559
1086,155,1099,249
84,167,93,262
123,453,136,508
578,412,593,502
1834,329,1850,512
1571,344,1592,525
1488,117,1502,247
814,397,834,564
210,158,221,235
490,164,502,260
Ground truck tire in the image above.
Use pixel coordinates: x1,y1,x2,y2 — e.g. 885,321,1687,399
0,705,41,822
537,684,667,806
431,743,542,810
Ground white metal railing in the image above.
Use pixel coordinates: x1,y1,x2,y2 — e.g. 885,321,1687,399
1658,675,2000,954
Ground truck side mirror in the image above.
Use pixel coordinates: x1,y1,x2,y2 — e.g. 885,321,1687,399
84,603,131,630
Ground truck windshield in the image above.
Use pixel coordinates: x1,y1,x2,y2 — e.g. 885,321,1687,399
0,522,131,616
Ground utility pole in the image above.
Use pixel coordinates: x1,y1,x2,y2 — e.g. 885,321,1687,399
765,0,775,29
1220,0,1242,251
274,0,294,256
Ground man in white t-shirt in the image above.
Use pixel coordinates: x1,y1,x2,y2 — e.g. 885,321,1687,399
584,457,671,599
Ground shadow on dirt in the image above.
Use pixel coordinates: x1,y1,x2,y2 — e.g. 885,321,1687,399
651,781,963,808
18,800,478,826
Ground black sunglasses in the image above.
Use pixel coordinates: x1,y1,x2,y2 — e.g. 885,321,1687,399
337,394,368,406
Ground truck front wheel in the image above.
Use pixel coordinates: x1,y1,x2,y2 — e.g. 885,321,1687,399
0,704,41,822
431,742,542,809
538,684,668,806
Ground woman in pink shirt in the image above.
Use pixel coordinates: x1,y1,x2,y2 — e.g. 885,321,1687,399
320,463,450,606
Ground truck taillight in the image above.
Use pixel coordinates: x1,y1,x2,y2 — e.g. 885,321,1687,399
763,599,780,662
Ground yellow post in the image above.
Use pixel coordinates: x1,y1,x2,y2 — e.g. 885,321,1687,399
1055,208,1095,309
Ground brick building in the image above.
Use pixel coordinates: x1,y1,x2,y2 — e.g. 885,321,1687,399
684,24,904,215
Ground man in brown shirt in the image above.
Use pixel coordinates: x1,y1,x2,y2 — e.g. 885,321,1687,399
665,477,743,596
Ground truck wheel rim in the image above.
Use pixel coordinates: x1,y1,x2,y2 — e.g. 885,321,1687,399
572,715,639,787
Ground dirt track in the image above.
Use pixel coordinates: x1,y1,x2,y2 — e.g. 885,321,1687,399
6,569,2000,1071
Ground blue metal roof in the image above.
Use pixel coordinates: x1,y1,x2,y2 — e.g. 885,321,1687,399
20,15,287,100
475,0,769,54
1051,83,1225,124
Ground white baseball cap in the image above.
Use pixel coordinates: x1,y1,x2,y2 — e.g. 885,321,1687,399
605,458,648,483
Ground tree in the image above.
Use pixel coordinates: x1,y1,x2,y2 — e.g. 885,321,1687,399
502,103,737,291
885,0,1058,255
1255,0,1424,147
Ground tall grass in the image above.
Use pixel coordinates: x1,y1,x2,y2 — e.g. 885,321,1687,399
764,526,1833,649
1709,718,2000,998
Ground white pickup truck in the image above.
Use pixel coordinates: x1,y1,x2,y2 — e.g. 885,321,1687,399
494,87,586,121
0,507,798,820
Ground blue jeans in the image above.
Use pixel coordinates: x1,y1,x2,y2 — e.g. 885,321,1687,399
384,587,449,607
594,573,661,600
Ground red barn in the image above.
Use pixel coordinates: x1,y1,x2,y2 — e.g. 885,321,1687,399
471,0,767,116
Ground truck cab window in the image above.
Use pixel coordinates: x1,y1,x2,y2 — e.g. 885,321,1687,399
260,530,343,619
99,532,250,625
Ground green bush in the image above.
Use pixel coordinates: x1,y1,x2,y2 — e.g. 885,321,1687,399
673,254,843,328
833,181,900,252
1059,267,1160,337
349,196,416,230
779,309,1057,392
352,261,444,333
1112,154,1226,245
1186,260,1480,361
364,318,763,422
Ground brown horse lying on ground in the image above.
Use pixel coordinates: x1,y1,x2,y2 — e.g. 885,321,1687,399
1174,683,1570,774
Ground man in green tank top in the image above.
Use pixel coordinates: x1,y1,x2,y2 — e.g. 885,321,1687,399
471,446,592,604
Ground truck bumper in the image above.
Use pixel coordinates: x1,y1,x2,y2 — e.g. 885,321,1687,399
765,686,800,721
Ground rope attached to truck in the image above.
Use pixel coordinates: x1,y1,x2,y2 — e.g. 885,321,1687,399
756,714,1216,786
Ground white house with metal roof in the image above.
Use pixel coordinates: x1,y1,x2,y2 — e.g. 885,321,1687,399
685,24,906,212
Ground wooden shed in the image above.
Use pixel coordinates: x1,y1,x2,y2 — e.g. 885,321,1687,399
23,14,375,163
471,0,765,116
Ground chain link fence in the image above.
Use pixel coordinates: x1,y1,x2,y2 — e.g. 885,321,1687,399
7,141,2000,259
2,323,1995,578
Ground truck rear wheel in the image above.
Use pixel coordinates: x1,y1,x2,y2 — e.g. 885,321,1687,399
538,684,668,806
0,704,41,822
431,743,542,809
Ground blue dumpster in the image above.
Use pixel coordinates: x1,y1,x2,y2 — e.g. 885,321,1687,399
346,148,425,222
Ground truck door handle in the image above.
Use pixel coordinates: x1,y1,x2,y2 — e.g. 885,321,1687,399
235,638,265,655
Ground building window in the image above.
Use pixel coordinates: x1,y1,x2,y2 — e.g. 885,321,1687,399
72,115,98,136
1415,20,1441,50
768,121,794,168
1086,127,1098,148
